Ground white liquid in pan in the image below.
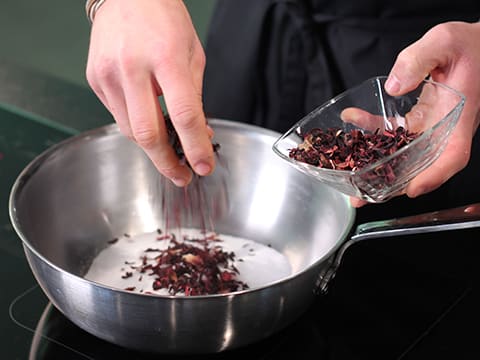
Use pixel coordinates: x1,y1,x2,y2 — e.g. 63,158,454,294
84,229,292,295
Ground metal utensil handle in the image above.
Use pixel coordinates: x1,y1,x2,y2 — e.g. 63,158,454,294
352,203,480,241
317,203,480,294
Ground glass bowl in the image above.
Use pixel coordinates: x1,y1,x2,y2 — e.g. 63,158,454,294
272,76,465,203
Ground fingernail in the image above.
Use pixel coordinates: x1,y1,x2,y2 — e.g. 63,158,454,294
206,124,215,138
408,187,425,198
385,75,401,94
171,177,187,187
194,161,212,176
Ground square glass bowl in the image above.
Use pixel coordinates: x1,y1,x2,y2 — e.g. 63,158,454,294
272,76,465,203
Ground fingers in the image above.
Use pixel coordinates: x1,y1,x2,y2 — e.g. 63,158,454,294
122,72,194,186
85,0,213,186
190,39,207,96
382,23,477,200
385,24,452,95
88,58,201,186
340,107,384,131
101,84,132,139
86,32,132,139
405,122,472,198
87,47,191,184
349,197,368,208
405,147,470,198
155,55,215,178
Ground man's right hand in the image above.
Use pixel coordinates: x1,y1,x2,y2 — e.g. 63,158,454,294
86,0,215,187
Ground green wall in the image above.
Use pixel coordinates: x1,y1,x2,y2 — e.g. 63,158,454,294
0,0,216,87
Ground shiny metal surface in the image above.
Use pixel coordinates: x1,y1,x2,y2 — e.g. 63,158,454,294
9,119,354,354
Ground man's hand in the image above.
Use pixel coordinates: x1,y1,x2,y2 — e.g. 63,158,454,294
86,0,215,186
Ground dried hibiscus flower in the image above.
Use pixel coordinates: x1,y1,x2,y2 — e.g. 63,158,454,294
165,113,220,168
138,233,249,296
289,126,421,184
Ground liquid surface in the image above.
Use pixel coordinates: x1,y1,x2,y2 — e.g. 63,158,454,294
84,229,292,295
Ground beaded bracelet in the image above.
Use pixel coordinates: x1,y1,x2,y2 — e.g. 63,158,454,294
85,0,107,23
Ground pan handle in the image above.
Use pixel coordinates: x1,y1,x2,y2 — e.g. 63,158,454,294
316,202,480,294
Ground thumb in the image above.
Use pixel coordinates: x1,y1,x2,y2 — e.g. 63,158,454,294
385,25,450,95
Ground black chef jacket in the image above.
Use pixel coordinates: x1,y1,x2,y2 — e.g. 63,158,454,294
204,0,479,133
202,0,480,281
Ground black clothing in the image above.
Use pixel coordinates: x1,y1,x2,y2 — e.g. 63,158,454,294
203,0,480,213
202,0,480,284
204,0,480,133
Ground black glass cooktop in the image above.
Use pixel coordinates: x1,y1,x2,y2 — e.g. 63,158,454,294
2,104,480,360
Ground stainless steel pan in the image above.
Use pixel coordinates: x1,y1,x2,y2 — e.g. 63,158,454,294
9,120,480,354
